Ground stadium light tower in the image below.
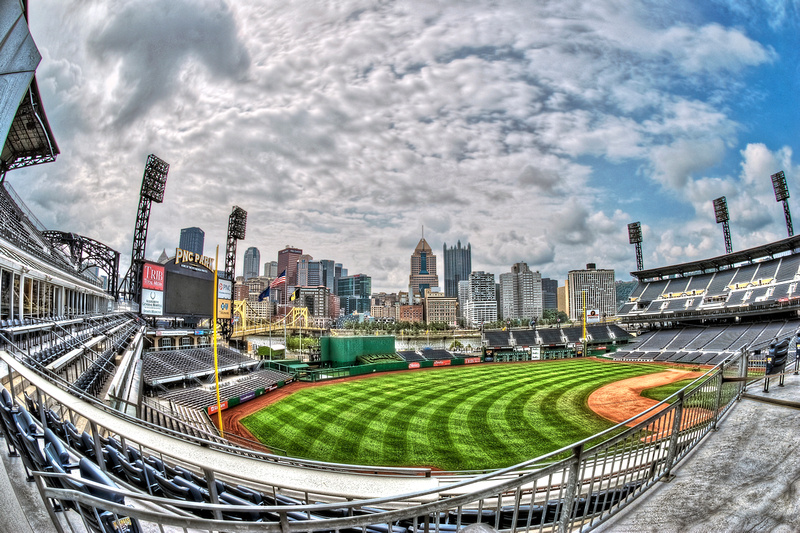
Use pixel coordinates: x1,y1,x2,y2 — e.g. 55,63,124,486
222,206,247,338
225,206,247,281
121,154,169,302
713,196,733,254
628,221,644,271
771,170,793,237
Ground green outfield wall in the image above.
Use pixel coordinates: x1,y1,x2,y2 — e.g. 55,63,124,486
320,336,397,367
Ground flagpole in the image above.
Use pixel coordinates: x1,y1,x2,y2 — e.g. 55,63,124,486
212,245,224,438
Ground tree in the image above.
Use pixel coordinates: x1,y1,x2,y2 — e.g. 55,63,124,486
540,309,569,325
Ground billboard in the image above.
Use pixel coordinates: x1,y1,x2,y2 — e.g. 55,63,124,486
217,299,232,319
142,263,165,290
217,279,232,300
586,309,601,323
141,289,164,316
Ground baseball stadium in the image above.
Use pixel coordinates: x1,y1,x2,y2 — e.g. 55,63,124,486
2,4,800,533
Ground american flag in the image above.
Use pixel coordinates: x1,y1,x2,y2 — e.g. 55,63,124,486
269,270,286,288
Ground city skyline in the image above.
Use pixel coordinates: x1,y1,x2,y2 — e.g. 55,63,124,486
11,1,800,294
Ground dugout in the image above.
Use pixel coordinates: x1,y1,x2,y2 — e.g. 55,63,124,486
319,336,396,367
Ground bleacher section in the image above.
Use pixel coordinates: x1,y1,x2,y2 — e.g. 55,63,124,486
511,330,538,346
537,328,564,345
483,330,511,347
481,325,633,354
160,369,293,410
142,347,258,386
397,350,425,362
614,319,800,365
621,245,800,323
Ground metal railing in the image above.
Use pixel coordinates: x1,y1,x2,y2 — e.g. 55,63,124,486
1,345,776,533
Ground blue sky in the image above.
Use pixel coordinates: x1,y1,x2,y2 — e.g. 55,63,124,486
13,0,800,292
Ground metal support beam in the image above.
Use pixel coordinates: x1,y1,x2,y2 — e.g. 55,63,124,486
783,199,794,237
121,155,169,302
722,220,733,254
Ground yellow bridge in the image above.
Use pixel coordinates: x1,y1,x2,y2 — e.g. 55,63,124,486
230,301,325,339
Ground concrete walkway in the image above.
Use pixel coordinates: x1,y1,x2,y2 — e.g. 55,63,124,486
595,371,800,532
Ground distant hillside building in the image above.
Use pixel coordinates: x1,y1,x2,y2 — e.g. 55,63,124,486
409,237,439,297
499,262,543,322
567,264,616,322
443,241,471,298
179,227,204,256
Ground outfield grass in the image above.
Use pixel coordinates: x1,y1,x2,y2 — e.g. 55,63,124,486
241,359,664,471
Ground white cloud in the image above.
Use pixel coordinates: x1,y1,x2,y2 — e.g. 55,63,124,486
14,0,785,290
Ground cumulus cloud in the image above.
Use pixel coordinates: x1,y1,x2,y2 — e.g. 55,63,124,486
13,0,791,290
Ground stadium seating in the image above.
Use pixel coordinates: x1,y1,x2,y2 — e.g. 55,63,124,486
397,350,425,362
142,347,259,386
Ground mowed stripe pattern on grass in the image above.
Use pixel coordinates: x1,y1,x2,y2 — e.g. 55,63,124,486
241,359,663,471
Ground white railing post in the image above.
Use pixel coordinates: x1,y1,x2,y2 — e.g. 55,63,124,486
712,369,724,431
558,443,583,533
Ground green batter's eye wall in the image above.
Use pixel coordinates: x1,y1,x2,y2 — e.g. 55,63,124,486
320,335,398,367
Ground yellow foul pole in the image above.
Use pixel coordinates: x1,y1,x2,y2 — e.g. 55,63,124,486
582,290,587,341
212,245,224,438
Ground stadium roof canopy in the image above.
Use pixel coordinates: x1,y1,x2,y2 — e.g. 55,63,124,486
0,2,59,178
632,234,800,282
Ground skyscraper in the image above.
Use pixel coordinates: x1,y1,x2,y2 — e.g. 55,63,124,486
320,260,336,292
337,274,372,314
243,247,260,280
409,237,439,297
499,262,543,321
542,277,559,310
443,240,471,298
567,264,616,321
277,246,303,287
264,260,278,278
465,271,497,327
295,254,314,286
178,227,204,256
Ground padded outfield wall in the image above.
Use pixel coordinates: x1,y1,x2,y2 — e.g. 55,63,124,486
320,336,396,367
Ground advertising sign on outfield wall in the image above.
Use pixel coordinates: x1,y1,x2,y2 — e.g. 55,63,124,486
433,360,451,367
464,357,481,364
207,400,229,415
408,362,420,369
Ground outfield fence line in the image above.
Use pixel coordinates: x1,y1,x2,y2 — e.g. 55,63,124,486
2,344,790,532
